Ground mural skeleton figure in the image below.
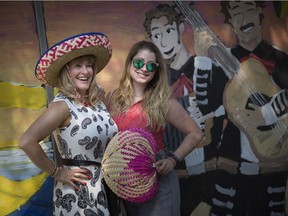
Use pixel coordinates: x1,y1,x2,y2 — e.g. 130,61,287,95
176,1,288,215
144,3,227,215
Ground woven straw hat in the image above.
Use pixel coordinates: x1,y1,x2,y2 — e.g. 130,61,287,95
102,128,158,203
35,32,112,87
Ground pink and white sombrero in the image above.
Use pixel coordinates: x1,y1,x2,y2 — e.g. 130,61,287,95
35,32,112,87
102,128,158,203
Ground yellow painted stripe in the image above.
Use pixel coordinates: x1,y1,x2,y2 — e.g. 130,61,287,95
0,82,47,110
0,172,48,215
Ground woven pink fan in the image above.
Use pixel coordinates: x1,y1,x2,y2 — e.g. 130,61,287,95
102,128,158,203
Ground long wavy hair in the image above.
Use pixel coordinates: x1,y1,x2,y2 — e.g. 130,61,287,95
111,41,171,130
57,55,104,104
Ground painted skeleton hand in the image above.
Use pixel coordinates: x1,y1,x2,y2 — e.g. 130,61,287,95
193,28,216,56
261,89,288,125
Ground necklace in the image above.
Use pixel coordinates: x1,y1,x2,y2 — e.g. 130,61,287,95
82,101,92,107
78,94,89,98
75,90,89,99
75,92,91,107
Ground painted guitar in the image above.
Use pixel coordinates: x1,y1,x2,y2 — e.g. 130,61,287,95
175,1,288,162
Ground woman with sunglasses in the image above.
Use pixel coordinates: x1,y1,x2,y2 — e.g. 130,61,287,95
106,40,203,216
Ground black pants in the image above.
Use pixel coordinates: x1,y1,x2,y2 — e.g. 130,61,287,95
210,170,287,216
179,171,216,216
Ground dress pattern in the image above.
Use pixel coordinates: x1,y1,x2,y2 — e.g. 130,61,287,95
52,93,117,216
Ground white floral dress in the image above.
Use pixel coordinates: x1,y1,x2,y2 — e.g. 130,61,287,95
52,94,117,216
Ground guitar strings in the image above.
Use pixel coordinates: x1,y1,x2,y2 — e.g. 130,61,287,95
175,1,267,105
175,0,286,147
177,0,287,143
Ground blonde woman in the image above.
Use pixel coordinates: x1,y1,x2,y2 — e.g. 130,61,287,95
19,32,117,215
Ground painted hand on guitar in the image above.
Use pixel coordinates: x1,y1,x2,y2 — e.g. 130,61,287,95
263,89,288,120
193,28,216,56
232,90,287,131
252,90,288,128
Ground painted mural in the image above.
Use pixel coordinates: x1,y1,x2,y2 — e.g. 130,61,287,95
0,1,287,215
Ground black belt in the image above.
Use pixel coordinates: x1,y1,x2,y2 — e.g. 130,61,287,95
61,158,101,166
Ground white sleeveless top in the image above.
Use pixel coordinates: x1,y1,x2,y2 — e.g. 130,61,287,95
53,93,117,162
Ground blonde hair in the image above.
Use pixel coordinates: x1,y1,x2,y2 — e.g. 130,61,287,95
57,55,104,104
111,41,171,130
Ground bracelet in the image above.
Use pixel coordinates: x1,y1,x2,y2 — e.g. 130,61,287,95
49,163,57,176
167,157,176,166
51,166,60,178
167,152,180,165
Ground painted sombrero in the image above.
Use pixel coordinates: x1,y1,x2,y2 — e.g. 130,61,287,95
35,32,112,87
102,128,158,203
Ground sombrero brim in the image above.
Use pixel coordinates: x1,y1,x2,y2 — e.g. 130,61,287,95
35,32,112,87
102,128,158,203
